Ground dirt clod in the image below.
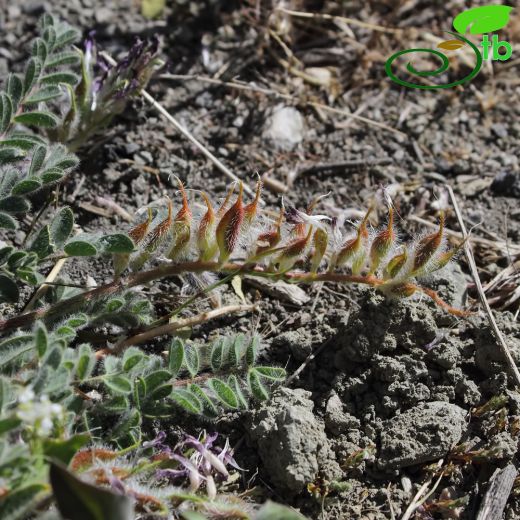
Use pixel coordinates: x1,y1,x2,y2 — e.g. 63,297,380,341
378,401,467,470
248,387,341,494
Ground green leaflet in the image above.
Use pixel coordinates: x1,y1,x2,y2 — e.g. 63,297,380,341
14,111,59,128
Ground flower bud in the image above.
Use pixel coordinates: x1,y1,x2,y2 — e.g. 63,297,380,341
336,208,371,270
146,199,172,252
204,450,229,477
276,227,313,272
188,468,202,492
70,448,118,472
310,227,328,273
383,248,408,280
433,249,456,271
412,213,444,275
244,179,262,228
168,180,192,260
216,182,244,264
369,207,395,274
197,192,217,261
255,207,284,258
129,208,153,245
217,183,236,218
206,474,217,500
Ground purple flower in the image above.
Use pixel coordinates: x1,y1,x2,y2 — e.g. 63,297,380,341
84,30,96,68
155,431,242,498
79,33,162,123
142,430,171,454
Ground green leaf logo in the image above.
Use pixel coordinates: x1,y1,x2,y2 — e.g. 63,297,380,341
453,5,513,35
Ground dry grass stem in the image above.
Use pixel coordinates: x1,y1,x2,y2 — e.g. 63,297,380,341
160,74,406,137
276,7,402,35
23,258,69,312
98,303,258,356
99,52,257,199
445,184,520,387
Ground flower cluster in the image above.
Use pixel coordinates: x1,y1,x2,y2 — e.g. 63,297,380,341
67,431,242,514
155,431,241,500
16,387,64,437
117,179,464,315
61,33,163,148
84,34,161,113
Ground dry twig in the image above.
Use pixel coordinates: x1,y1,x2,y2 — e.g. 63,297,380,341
160,73,406,137
401,459,444,520
275,7,402,35
99,52,257,199
97,303,258,357
23,258,68,312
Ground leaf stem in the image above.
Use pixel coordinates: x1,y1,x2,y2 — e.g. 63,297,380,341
0,260,464,334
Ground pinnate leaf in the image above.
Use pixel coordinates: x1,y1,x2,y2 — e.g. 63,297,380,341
0,147,24,163
0,93,13,134
40,72,80,86
0,196,30,213
23,57,42,93
254,366,286,381
184,343,200,377
122,347,145,372
210,337,227,370
248,369,269,401
168,338,184,376
76,344,95,381
29,225,53,258
228,374,248,409
7,74,23,107
104,375,132,395
189,384,218,418
25,85,63,105
31,38,48,62
98,234,134,254
34,322,48,358
246,335,260,366
12,179,41,195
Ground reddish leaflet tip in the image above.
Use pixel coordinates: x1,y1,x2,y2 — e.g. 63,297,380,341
244,179,263,225
128,207,153,244
174,178,192,223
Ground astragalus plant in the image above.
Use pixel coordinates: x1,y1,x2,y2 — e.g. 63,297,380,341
0,11,468,520
0,178,465,334
0,14,161,305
